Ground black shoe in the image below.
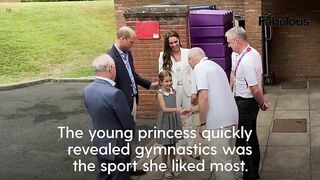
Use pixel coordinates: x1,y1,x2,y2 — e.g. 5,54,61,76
129,168,147,176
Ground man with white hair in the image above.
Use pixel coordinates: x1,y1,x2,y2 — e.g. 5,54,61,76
188,47,239,180
83,54,135,180
226,27,269,180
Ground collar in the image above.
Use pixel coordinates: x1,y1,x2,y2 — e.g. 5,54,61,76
159,88,174,96
114,44,125,55
96,76,116,86
200,57,208,62
238,44,251,56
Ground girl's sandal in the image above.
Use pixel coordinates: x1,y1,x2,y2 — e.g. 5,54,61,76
164,170,173,179
172,171,182,178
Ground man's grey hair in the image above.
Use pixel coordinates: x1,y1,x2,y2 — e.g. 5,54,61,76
188,47,206,59
225,27,247,40
92,54,115,72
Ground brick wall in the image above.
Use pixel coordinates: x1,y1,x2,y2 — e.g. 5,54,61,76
245,0,262,54
114,0,264,119
114,0,245,30
123,5,189,118
263,0,320,81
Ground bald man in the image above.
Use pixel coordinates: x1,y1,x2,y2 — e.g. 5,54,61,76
188,47,239,180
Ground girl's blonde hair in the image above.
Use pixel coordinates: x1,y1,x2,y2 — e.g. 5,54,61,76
158,70,172,85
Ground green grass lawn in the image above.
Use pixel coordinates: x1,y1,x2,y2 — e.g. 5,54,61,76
0,1,116,84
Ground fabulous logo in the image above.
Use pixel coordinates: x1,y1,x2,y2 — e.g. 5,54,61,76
259,16,310,26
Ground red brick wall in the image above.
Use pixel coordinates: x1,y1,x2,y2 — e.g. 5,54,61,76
124,6,189,118
115,0,245,29
263,0,320,81
114,0,265,119
245,0,262,54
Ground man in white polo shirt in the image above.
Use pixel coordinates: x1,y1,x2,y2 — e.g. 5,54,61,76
188,47,238,180
226,27,269,180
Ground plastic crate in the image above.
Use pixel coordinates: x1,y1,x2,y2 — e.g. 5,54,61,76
191,43,232,58
189,10,233,26
208,57,231,71
190,23,233,37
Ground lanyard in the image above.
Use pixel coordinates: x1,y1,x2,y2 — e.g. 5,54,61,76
120,52,137,95
234,47,251,77
233,47,251,94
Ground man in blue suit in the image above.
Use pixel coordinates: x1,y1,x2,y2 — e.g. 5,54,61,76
84,54,135,180
108,26,158,121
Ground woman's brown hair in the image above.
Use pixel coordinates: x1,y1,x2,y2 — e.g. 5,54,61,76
162,31,182,71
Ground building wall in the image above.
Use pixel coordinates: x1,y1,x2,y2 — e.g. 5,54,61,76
263,0,320,81
114,0,264,118
123,5,190,118
115,0,245,29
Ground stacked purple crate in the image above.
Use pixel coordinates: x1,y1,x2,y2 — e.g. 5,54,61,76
189,10,233,74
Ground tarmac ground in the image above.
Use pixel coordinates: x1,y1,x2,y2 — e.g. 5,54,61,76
0,80,319,180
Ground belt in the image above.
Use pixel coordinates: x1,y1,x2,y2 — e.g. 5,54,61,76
177,81,183,85
235,96,254,100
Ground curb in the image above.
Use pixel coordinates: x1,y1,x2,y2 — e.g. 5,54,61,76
0,77,94,91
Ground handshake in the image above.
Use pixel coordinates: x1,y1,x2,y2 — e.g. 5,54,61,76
177,106,198,119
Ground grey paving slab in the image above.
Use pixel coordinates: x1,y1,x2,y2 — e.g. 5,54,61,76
311,146,320,179
261,171,311,180
309,80,320,92
137,170,163,180
268,132,310,146
273,110,309,119
264,92,278,111
257,126,270,146
264,85,281,94
273,110,309,131
310,90,320,110
311,146,320,159
311,158,320,180
262,147,310,173
310,110,320,127
259,146,266,174
276,89,309,110
180,170,212,180
311,127,320,147
257,110,274,127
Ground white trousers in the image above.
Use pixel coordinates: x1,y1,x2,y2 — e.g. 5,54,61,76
175,85,196,148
